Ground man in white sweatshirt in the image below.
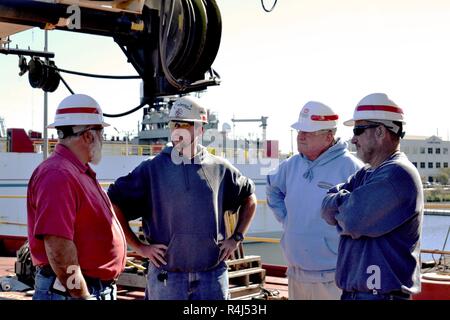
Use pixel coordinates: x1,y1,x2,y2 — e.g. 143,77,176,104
266,101,363,300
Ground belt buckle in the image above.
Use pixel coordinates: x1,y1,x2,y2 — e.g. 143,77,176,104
86,276,114,288
37,265,55,277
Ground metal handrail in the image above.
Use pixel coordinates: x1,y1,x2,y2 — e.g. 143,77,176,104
245,236,280,243
0,195,25,198
421,249,450,255
0,220,27,226
0,194,270,210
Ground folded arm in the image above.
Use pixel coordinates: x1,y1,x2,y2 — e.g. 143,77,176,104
322,168,419,239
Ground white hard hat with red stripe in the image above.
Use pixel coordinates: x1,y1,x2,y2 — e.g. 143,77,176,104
169,96,208,123
291,101,338,132
344,93,405,126
48,94,110,128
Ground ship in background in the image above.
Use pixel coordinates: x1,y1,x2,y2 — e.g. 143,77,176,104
2,109,450,300
0,97,283,256
0,0,282,257
0,1,449,300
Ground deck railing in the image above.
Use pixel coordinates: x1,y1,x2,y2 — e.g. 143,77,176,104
27,140,271,160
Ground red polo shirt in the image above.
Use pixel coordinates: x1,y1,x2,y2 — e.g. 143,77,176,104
27,144,127,280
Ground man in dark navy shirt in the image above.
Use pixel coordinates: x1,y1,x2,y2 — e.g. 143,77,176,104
108,96,257,300
321,93,423,300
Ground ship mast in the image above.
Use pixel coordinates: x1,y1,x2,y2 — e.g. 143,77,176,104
0,116,5,138
43,30,48,160
231,116,268,142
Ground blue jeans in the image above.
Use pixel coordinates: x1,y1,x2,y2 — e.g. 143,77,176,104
33,268,117,300
341,290,411,301
145,263,229,300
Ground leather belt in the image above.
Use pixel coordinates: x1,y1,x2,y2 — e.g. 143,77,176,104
36,265,115,287
36,264,55,277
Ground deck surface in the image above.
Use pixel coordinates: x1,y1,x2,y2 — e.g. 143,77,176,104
0,256,288,300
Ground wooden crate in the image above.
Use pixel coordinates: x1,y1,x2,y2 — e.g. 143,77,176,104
229,283,263,300
116,272,147,289
227,255,262,271
226,255,266,300
228,265,266,287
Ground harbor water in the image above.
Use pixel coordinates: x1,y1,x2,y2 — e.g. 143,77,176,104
244,214,450,266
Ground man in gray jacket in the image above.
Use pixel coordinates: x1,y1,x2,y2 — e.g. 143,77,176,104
266,101,362,300
108,95,257,300
321,93,423,300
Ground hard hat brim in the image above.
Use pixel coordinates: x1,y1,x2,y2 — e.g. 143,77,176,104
48,120,110,128
169,117,208,124
291,121,337,132
343,119,355,126
344,118,405,126
290,121,302,131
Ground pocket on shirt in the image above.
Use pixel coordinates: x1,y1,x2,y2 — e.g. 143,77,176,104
164,233,220,272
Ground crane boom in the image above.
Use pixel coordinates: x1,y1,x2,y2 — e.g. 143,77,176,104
231,116,268,141
0,0,222,100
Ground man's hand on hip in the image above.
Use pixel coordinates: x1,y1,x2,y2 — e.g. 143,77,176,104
218,238,239,262
137,243,168,268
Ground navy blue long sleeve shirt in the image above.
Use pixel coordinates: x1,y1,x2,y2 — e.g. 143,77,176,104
321,152,423,294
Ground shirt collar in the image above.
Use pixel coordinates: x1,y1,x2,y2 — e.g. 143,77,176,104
54,144,97,178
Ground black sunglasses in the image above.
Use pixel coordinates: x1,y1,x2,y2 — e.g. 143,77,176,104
168,121,195,129
353,124,380,136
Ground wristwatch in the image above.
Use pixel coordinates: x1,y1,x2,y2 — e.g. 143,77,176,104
232,231,244,242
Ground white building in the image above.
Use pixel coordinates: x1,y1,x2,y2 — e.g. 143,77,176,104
348,135,450,183
401,135,450,183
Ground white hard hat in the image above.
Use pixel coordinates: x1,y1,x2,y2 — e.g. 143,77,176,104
168,96,208,123
344,93,405,126
48,94,110,128
291,101,338,132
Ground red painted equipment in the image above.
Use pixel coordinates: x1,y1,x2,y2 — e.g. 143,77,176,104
6,128,34,153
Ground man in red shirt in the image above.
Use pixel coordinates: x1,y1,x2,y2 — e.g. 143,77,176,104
27,94,127,300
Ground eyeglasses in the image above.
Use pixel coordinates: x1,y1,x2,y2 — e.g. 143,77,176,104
168,121,194,129
297,129,331,136
90,127,104,135
76,127,103,136
352,124,380,136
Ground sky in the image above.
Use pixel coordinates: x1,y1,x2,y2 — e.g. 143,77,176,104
2,0,450,153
